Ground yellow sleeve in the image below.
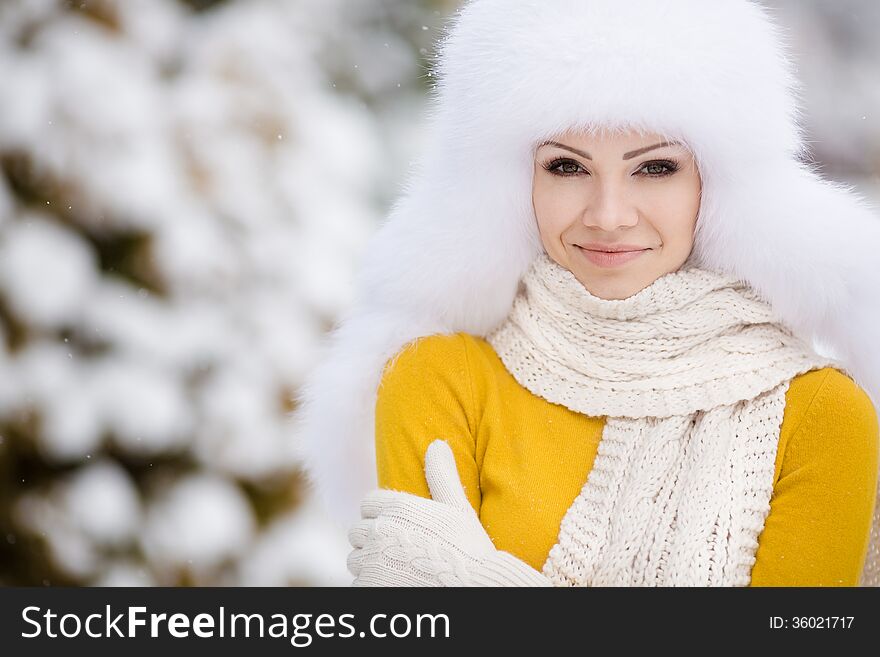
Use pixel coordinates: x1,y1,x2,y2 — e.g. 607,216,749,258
374,332,481,515
750,369,880,586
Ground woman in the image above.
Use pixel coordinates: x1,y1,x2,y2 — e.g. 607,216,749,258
292,0,880,586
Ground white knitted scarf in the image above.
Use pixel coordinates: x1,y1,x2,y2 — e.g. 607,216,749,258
485,251,842,586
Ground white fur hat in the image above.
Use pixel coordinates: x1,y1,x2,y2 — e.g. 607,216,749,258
291,0,880,569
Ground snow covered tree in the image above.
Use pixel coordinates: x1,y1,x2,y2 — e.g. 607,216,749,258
0,0,454,586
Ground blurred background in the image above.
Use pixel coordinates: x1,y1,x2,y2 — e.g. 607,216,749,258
0,0,877,587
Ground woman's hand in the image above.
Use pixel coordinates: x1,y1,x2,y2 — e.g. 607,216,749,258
346,439,552,586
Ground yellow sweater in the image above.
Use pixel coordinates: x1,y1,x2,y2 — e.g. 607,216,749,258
374,332,880,586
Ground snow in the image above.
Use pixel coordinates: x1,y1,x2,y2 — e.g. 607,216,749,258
12,459,141,580
140,472,256,581
0,214,98,329
236,495,353,586
96,357,195,454
61,460,142,546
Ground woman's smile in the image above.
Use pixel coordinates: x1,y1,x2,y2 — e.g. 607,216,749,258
576,244,651,268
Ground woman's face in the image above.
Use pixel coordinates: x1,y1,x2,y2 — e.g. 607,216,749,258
532,128,702,300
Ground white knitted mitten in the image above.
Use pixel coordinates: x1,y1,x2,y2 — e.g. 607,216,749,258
347,439,552,587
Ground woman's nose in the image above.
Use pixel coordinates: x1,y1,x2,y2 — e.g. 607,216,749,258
579,182,639,231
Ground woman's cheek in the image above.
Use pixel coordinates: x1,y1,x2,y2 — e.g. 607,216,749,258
550,188,588,225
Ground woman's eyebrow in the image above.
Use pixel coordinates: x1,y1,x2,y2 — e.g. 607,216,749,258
539,140,676,160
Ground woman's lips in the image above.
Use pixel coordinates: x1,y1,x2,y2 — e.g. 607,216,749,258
576,245,650,268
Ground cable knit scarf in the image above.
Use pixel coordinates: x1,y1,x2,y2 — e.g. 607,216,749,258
485,251,843,586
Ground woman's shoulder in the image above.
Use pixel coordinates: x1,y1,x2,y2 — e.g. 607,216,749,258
381,332,496,375
378,332,477,402
785,367,878,436
381,332,470,377
378,332,505,411
779,366,879,480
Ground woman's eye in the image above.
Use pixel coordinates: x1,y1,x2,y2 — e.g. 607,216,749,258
639,161,678,176
545,158,584,176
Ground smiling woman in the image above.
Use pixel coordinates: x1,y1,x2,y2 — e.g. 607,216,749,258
532,129,702,300
294,0,880,588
